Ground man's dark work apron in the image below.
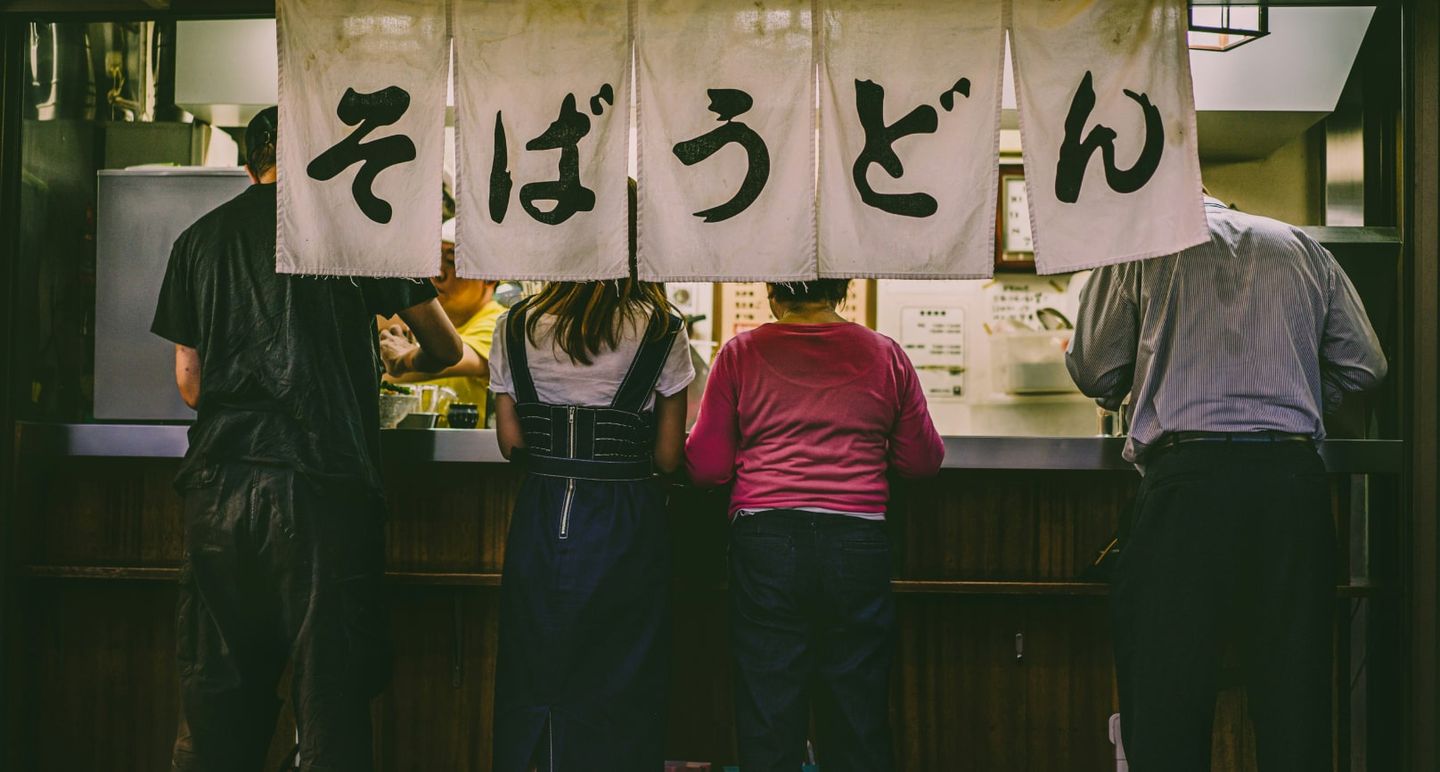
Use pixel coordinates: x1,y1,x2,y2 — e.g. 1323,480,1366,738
493,302,681,772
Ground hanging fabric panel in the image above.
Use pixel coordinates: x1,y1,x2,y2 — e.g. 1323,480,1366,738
1008,0,1208,274
636,0,817,281
276,0,449,276
817,0,1005,279
453,0,631,280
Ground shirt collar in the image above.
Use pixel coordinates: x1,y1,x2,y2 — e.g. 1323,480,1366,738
1203,195,1228,209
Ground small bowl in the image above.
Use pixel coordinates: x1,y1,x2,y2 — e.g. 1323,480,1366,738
447,402,480,429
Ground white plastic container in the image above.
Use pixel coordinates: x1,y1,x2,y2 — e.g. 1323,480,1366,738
991,330,1078,395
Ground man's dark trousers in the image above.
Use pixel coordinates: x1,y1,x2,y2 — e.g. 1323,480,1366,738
1112,441,1335,771
174,463,391,772
729,509,897,772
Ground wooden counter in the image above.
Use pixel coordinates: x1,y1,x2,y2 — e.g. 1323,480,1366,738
3,425,1404,770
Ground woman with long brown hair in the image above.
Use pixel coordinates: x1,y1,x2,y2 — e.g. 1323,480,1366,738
486,274,693,771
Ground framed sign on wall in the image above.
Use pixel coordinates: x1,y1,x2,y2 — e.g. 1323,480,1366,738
996,164,1035,272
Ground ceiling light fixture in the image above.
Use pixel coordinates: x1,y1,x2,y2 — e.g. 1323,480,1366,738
1188,2,1270,52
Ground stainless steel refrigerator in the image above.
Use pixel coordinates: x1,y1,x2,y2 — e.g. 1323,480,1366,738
94,167,250,420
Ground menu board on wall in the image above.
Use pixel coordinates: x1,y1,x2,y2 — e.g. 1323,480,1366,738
715,281,874,345
987,281,1067,329
716,284,769,342
899,306,966,399
1001,176,1034,254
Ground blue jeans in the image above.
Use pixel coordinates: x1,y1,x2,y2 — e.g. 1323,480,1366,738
729,510,897,772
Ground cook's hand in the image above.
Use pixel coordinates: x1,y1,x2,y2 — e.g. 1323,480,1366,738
385,323,416,343
380,328,419,376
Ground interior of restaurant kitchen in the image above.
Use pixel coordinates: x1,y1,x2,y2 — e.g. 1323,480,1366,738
0,1,1436,771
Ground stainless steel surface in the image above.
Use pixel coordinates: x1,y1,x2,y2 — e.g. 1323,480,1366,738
102,122,208,170
396,412,440,430
174,20,277,128
16,422,1404,475
1326,105,1366,226
93,167,250,420
25,22,96,121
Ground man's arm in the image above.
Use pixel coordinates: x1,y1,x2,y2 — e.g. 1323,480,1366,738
174,344,201,409
382,329,489,381
1065,266,1139,410
152,236,201,408
1320,261,1388,411
383,299,464,376
493,392,524,459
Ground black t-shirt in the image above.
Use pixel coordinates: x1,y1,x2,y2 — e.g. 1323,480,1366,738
151,183,436,490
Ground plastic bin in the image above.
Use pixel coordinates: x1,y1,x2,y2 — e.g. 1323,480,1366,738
992,330,1078,395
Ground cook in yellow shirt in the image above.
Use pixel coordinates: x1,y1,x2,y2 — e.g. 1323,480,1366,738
416,299,503,411
380,223,505,420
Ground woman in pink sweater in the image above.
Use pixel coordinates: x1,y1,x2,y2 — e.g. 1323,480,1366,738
686,279,944,772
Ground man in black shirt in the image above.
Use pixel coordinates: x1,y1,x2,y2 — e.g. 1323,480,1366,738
152,106,462,772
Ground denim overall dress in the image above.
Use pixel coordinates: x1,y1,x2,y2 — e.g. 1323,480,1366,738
493,302,682,772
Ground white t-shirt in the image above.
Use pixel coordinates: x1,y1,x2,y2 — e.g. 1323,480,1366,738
488,311,696,412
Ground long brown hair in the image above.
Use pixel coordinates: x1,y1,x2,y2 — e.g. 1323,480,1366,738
524,279,673,366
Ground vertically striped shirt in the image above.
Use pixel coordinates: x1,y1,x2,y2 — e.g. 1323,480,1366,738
1066,198,1388,464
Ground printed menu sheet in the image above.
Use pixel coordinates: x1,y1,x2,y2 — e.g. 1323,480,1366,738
899,306,966,399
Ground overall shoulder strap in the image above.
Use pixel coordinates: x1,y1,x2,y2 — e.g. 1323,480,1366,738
504,300,540,405
610,312,684,413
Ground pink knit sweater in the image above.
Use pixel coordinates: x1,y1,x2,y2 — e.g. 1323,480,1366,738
685,323,945,518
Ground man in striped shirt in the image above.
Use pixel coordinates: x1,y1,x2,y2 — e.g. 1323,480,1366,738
1067,196,1386,772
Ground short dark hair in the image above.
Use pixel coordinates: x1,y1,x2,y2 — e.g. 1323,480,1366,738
768,279,850,306
244,106,278,177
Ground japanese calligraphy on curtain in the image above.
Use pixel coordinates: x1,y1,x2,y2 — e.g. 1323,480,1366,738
635,0,817,282
278,0,1206,281
817,0,1005,279
453,0,631,281
276,0,448,277
1009,0,1207,273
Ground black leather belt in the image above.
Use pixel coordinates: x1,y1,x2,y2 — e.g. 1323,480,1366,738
520,452,654,482
1154,430,1313,449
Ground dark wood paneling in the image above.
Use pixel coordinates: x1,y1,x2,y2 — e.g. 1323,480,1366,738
2,457,1363,771
7,582,178,771
1406,1,1440,769
22,457,185,566
1021,600,1115,771
892,597,1028,769
373,588,499,771
382,463,520,573
894,471,1136,581
0,19,27,762
3,580,296,771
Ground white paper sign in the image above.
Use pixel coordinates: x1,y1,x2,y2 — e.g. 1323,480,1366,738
636,0,816,281
818,0,1004,279
900,306,967,399
1009,0,1208,274
276,0,448,276
453,0,630,280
